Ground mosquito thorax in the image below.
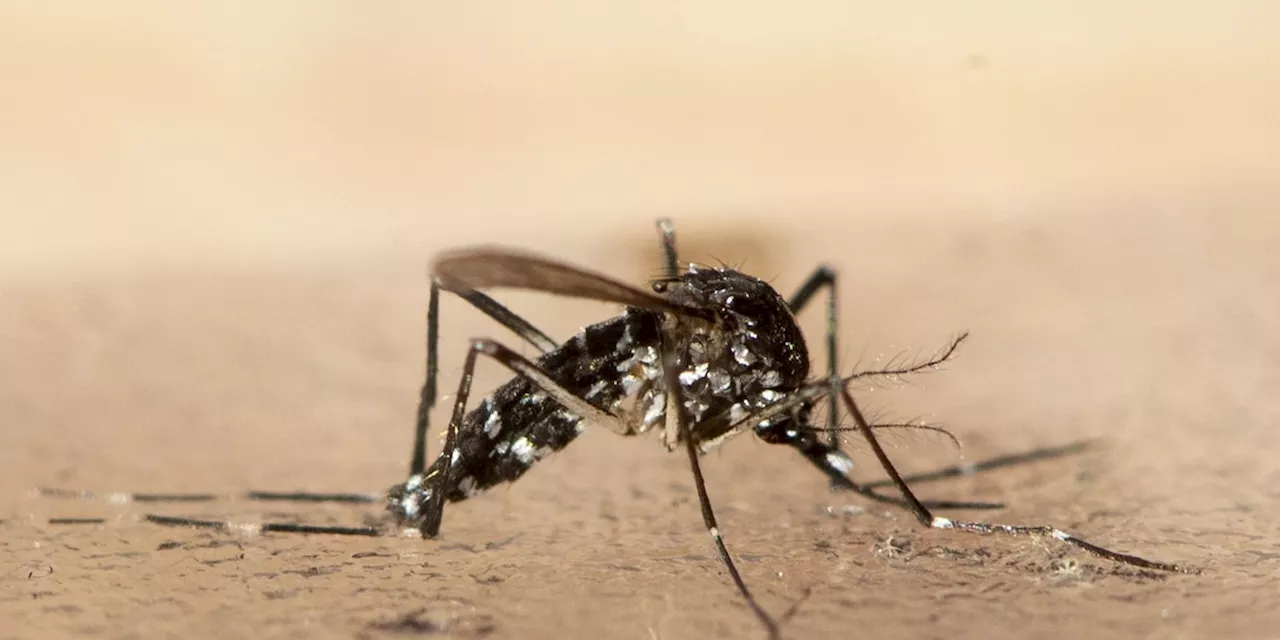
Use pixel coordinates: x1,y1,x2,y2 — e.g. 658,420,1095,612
653,264,811,446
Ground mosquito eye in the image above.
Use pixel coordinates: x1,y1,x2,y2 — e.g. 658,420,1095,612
652,281,669,294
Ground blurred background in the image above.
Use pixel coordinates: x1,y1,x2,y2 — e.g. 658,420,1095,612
2,2,1276,275
2,4,1278,639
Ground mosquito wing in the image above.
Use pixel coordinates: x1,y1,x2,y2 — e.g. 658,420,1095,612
432,246,713,319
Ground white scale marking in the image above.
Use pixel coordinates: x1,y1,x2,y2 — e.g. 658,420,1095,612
826,452,855,475
637,346,659,365
510,437,536,465
400,493,422,519
706,368,731,393
585,380,608,399
555,409,583,428
642,392,666,426
678,362,709,386
484,410,503,439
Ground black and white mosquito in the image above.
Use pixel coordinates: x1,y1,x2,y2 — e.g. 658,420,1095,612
44,219,1192,639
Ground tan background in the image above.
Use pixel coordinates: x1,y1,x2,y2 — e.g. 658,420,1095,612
2,3,1278,639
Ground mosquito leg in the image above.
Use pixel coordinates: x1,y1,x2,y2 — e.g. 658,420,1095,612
410,278,562,476
142,514,380,537
837,386,1195,573
245,491,379,503
786,265,841,453
754,425,1005,511
809,331,974,508
38,487,381,511
407,278,443,476
415,336,633,538
42,488,385,533
39,488,220,503
44,509,382,536
658,319,780,640
448,282,558,354
40,279,560,518
415,336,473,538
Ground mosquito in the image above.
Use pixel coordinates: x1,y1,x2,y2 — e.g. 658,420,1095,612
42,218,1192,639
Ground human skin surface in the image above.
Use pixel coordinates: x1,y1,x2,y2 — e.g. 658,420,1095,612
2,5,1277,639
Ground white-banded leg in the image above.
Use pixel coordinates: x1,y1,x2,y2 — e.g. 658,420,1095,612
836,385,1195,573
761,331,1005,510
754,423,1005,511
140,514,382,537
785,265,841,454
38,487,383,530
682,374,1189,636
785,270,1022,508
657,316,783,640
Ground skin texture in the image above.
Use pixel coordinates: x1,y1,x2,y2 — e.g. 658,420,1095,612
4,213,1278,640
2,5,1278,639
